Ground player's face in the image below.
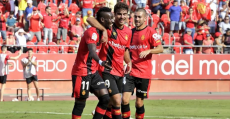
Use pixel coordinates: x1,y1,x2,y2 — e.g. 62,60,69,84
115,9,128,26
28,50,33,57
134,12,146,28
103,12,114,29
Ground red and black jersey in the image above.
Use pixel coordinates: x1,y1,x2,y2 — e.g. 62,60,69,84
130,26,161,79
71,27,102,76
99,24,132,77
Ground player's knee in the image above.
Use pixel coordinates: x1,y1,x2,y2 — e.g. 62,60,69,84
99,94,110,105
122,97,130,105
135,100,144,108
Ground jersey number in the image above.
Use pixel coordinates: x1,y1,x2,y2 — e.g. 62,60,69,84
105,80,110,88
82,81,89,90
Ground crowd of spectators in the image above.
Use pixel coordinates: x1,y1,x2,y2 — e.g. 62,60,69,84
0,0,230,54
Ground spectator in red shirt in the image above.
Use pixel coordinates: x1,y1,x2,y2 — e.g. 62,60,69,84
41,6,54,45
0,11,6,43
71,18,83,42
57,7,69,44
179,0,188,31
185,8,197,42
195,20,206,54
202,34,213,54
81,0,95,17
27,7,43,43
183,29,194,54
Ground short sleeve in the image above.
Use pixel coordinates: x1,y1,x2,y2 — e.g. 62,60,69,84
219,22,223,28
169,7,172,12
85,30,98,44
149,29,162,47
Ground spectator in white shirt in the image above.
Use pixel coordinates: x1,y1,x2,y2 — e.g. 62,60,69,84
15,28,31,53
219,2,229,19
219,16,230,34
135,0,147,8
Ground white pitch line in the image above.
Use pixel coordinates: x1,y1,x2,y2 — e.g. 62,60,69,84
0,111,227,119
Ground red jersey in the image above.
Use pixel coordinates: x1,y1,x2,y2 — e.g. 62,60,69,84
164,0,173,10
129,26,161,79
181,6,188,22
185,14,197,28
82,0,94,8
72,27,102,76
0,16,6,31
183,34,193,49
196,25,204,40
42,13,53,28
99,25,132,77
59,13,69,29
29,13,41,32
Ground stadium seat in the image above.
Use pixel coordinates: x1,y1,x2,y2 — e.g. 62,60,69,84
31,36,38,43
58,2,66,12
161,14,170,32
38,51,46,54
37,42,48,53
48,42,59,53
49,3,58,14
173,42,183,54
59,42,68,53
27,42,37,53
49,51,57,54
173,33,181,42
68,3,79,14
163,33,173,45
68,41,76,53
151,14,160,29
38,2,47,15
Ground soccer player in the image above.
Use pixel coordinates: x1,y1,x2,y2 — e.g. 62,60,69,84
0,45,22,102
71,7,113,119
87,2,132,119
121,8,163,119
21,48,40,101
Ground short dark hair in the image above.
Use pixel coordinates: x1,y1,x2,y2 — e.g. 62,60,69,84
76,11,81,15
27,48,33,52
114,2,129,14
10,11,14,15
45,6,50,10
135,8,147,16
1,45,7,50
96,7,111,22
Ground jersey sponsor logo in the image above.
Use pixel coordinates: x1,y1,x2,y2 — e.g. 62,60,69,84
92,33,97,41
141,35,145,40
108,41,126,49
97,82,105,85
130,45,148,50
152,33,160,40
125,35,128,40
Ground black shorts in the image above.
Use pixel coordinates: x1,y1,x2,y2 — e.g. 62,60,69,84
123,74,151,99
0,75,7,84
102,72,123,96
26,75,38,84
195,40,203,45
72,71,106,99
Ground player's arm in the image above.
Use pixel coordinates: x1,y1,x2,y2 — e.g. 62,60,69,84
29,60,37,66
124,49,132,74
86,17,108,43
88,44,112,69
9,51,22,60
139,45,163,58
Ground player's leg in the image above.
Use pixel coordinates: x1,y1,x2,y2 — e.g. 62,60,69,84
91,72,110,119
0,76,7,102
26,77,33,100
72,75,90,119
32,76,40,101
135,79,151,119
103,73,122,119
121,75,135,119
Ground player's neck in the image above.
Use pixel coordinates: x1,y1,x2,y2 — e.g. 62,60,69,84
136,25,147,30
114,22,124,29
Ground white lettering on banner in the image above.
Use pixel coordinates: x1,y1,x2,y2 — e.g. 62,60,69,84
9,60,67,72
151,60,156,75
199,60,217,75
108,41,126,49
160,55,193,75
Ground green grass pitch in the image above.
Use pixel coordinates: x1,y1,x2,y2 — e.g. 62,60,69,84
0,100,230,119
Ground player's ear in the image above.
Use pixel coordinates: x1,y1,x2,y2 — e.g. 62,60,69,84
100,17,105,23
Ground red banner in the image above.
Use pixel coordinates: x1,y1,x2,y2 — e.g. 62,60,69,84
7,54,230,80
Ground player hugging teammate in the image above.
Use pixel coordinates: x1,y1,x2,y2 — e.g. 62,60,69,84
71,2,163,119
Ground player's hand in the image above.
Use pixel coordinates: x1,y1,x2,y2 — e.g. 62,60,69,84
139,50,151,58
125,61,132,74
191,44,194,47
18,50,22,55
102,61,112,70
101,30,108,44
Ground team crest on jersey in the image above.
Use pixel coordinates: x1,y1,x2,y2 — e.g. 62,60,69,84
82,90,86,95
125,35,128,40
141,35,145,40
92,33,97,41
113,32,116,36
